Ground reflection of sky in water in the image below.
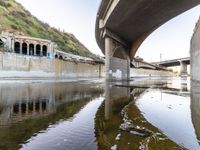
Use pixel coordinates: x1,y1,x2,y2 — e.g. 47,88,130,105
21,98,103,150
136,89,199,150
0,77,197,150
167,77,190,91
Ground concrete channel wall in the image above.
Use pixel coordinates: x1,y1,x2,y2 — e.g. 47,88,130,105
0,52,105,78
130,68,176,77
191,17,200,82
0,52,175,78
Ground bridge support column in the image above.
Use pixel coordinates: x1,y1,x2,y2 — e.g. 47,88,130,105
105,37,130,81
105,37,112,80
191,18,200,81
180,61,187,76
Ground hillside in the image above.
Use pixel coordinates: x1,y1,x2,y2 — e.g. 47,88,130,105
0,0,95,58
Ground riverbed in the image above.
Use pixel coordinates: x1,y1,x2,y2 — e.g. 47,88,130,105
0,77,199,150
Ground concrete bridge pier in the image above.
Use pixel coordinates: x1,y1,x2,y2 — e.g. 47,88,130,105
180,61,188,76
191,18,200,82
105,37,130,81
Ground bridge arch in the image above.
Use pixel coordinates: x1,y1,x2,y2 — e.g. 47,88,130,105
59,55,63,60
22,43,27,55
42,45,47,56
0,39,3,47
14,42,20,54
36,44,41,56
29,43,34,56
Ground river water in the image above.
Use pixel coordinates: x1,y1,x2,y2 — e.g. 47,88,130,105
0,77,199,150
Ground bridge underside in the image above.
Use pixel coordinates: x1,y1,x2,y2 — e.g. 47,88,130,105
159,60,190,67
96,0,200,80
158,59,190,76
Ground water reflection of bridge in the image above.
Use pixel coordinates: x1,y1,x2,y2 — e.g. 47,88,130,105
95,82,147,149
96,79,200,149
191,82,200,142
0,82,103,125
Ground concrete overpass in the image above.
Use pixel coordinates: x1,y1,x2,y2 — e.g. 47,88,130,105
95,0,200,80
153,57,190,75
132,58,166,70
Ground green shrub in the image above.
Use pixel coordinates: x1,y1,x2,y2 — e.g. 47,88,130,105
0,1,12,8
0,1,7,8
11,24,18,30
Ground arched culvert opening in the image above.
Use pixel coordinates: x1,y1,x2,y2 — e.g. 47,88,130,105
36,44,41,56
59,55,63,60
14,42,20,54
0,39,4,51
29,44,34,56
0,39,3,47
22,43,27,55
42,45,47,56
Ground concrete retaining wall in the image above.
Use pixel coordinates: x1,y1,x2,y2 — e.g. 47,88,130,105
0,52,105,78
130,68,175,77
191,17,200,82
0,52,175,78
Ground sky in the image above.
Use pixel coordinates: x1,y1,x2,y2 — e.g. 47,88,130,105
16,0,200,62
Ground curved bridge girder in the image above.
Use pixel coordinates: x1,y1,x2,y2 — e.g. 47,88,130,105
96,0,200,58
96,0,200,80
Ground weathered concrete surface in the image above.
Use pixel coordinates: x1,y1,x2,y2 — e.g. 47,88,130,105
191,17,200,81
132,58,157,70
0,52,175,79
180,61,188,76
105,37,130,80
130,68,176,77
0,52,105,78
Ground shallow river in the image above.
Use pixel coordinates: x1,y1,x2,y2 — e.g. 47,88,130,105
0,77,199,150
